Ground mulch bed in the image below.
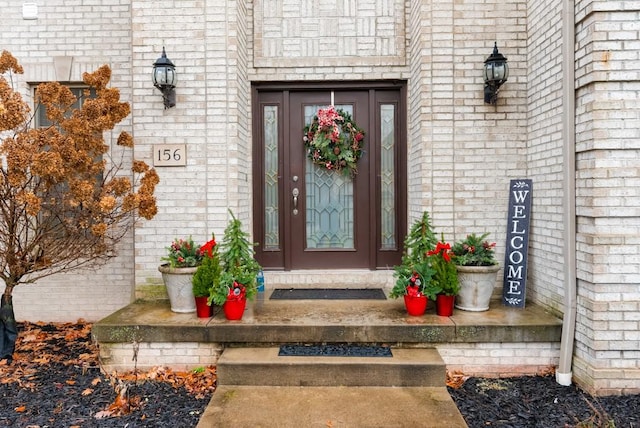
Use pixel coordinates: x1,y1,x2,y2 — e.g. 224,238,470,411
447,374,640,427
1,322,638,427
0,322,214,427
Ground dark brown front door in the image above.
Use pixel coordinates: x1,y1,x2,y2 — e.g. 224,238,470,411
252,83,406,270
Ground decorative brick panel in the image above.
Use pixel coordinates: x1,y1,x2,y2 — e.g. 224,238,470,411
253,0,406,67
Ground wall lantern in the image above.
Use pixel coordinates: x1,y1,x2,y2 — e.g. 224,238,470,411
483,42,508,105
152,47,177,109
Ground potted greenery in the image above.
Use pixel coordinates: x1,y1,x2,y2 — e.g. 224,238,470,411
427,237,459,316
192,235,220,318
208,210,261,320
390,212,439,316
451,233,499,311
158,236,204,313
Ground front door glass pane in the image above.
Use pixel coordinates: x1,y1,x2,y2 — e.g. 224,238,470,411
263,105,279,250
304,104,354,249
380,104,396,249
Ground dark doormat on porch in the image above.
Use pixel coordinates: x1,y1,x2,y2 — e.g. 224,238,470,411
269,288,387,300
279,344,393,357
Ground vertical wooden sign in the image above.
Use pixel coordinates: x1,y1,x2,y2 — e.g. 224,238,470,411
502,179,532,308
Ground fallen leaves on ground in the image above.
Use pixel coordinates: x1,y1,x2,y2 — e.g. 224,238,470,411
446,370,469,389
0,321,217,422
113,364,216,399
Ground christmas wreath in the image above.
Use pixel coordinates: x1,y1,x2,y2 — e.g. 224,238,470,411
303,106,365,177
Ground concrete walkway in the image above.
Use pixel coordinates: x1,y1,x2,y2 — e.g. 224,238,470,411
197,385,468,427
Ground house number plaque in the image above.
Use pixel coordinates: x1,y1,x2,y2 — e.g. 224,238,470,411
153,144,186,166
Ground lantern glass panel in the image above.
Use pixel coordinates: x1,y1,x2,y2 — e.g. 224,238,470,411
166,68,176,86
154,67,167,86
153,66,176,87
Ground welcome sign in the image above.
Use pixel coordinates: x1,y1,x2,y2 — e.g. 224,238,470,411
502,179,532,308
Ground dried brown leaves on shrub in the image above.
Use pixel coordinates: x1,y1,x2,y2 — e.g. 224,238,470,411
0,50,159,296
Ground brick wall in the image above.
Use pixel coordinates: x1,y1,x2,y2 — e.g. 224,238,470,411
572,0,640,395
525,0,565,314
130,1,213,293
406,0,528,250
253,0,406,68
438,342,560,377
99,341,224,373
0,1,135,322
3,0,638,395
99,340,559,375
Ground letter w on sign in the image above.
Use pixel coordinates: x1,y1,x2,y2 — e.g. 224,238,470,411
502,179,532,308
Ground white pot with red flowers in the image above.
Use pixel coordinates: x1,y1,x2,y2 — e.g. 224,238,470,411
452,233,500,312
158,236,204,313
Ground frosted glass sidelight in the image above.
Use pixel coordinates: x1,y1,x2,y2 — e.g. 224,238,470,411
263,105,279,250
380,104,396,249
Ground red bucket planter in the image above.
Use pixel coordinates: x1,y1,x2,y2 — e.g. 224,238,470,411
195,296,213,318
436,294,455,317
403,294,428,316
223,298,247,320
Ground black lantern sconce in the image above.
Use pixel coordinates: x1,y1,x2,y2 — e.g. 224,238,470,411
152,47,177,109
483,42,508,105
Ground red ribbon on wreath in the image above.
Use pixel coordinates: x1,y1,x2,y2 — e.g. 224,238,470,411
303,106,365,177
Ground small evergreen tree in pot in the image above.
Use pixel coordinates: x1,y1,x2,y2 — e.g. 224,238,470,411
390,211,439,301
208,210,261,308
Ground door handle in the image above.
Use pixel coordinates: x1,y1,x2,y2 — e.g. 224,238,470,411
292,188,299,215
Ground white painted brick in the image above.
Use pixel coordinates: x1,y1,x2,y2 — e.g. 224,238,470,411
2,0,638,396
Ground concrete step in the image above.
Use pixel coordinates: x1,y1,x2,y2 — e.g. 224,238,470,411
217,347,445,387
93,299,563,374
197,385,468,428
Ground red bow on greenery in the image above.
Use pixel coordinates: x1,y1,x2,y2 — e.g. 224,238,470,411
226,282,247,302
199,237,217,258
406,271,424,297
427,242,452,262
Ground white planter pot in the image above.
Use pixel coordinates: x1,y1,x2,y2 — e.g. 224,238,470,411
455,264,500,312
158,264,197,313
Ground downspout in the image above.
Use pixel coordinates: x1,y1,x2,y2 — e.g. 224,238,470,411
556,0,577,387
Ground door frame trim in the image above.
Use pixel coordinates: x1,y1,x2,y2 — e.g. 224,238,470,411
251,81,407,271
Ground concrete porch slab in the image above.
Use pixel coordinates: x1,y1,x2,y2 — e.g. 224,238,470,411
93,296,563,345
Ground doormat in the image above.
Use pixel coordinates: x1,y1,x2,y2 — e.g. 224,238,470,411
279,344,393,357
270,288,386,300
